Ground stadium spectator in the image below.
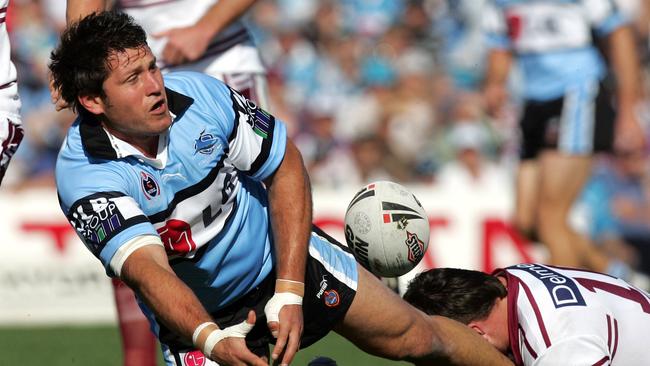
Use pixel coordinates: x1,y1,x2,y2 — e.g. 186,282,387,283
482,0,646,274
578,148,650,279
49,12,513,366
404,264,650,365
0,0,24,185
63,1,271,363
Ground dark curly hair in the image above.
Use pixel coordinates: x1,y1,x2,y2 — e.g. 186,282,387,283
403,268,507,324
49,11,148,113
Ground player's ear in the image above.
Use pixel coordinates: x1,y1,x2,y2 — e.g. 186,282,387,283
78,94,106,115
468,322,486,336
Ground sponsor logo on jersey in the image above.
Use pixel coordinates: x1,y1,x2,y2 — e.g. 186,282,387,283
316,275,329,299
194,129,219,155
140,171,160,199
323,289,340,307
157,219,197,255
511,264,586,308
231,88,273,139
69,194,143,253
183,350,206,366
405,231,425,264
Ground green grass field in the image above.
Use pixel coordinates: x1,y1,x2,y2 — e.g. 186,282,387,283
0,326,409,365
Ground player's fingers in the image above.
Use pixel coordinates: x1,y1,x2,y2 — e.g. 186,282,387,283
267,320,279,338
271,324,288,362
238,348,268,366
279,328,301,366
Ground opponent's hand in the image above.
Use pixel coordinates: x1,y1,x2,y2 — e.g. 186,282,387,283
265,292,304,366
153,25,212,66
209,310,267,366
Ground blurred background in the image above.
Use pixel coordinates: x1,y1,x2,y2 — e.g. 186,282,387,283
2,0,650,364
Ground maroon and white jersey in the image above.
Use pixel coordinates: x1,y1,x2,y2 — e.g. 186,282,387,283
500,264,650,365
0,0,23,184
115,0,264,75
0,0,20,117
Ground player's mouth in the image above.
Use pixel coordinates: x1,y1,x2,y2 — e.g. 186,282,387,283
150,99,166,114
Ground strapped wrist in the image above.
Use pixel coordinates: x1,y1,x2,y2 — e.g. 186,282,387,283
275,278,305,297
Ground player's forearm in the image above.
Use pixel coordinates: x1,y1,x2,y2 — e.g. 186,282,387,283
429,316,513,366
121,246,215,345
196,0,258,39
265,139,311,283
607,26,642,111
484,49,512,88
66,0,109,24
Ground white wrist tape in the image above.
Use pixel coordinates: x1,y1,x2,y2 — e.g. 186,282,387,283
202,319,255,357
264,292,303,323
192,322,216,345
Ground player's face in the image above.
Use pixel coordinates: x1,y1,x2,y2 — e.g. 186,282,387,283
98,46,171,140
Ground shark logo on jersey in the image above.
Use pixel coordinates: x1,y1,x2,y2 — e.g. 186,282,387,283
140,171,159,199
194,129,219,155
231,87,273,139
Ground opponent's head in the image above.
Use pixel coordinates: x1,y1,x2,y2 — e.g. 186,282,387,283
403,268,510,352
49,12,171,140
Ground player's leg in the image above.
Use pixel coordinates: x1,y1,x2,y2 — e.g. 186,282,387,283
536,151,594,267
222,72,270,109
513,160,540,239
112,278,158,366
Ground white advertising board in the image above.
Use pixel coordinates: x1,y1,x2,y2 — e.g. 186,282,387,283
0,184,542,325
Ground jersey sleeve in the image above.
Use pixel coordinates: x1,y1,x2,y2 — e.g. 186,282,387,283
532,335,610,366
582,0,629,36
58,166,158,275
483,1,511,50
224,86,287,181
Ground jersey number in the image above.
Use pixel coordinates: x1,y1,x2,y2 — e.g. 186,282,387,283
576,278,650,315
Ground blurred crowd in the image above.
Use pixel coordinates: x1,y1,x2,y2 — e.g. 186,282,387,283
4,0,650,276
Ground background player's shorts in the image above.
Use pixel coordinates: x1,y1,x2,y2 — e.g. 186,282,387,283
0,113,23,184
519,80,614,160
160,225,358,366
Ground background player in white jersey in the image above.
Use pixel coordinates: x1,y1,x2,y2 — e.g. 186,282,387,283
65,0,267,107
405,264,650,365
62,2,266,364
0,0,23,184
49,12,513,366
483,0,646,275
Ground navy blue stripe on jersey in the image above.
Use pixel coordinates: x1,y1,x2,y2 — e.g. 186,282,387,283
148,154,228,224
67,191,150,256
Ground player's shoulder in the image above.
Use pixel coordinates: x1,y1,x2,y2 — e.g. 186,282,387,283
56,120,132,211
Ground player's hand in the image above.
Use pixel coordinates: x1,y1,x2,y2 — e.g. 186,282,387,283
614,107,646,152
210,310,267,366
152,25,212,66
265,293,304,366
483,82,508,119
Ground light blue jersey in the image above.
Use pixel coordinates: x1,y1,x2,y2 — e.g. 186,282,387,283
57,71,286,311
484,0,628,101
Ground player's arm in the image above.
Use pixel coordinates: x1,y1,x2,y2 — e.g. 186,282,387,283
66,0,109,24
262,138,311,365
154,0,258,65
483,49,512,118
605,25,646,151
429,316,514,366
120,242,266,366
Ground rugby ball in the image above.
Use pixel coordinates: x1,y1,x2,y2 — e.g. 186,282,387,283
344,181,430,277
